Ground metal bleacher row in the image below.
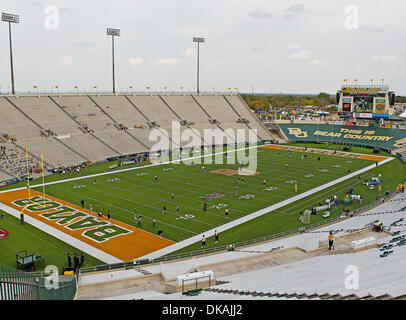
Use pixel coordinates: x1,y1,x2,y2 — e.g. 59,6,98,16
87,190,406,300
0,93,278,180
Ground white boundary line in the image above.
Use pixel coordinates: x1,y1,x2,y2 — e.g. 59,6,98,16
138,157,394,260
0,203,122,264
0,143,391,194
0,143,260,194
0,143,394,263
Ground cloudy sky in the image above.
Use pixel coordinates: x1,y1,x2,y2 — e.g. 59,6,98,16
1,0,406,94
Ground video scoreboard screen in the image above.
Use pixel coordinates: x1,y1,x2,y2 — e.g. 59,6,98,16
342,87,380,94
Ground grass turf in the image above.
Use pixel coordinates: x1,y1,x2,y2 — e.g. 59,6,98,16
1,144,404,267
0,210,104,273
31,146,375,242
171,157,406,254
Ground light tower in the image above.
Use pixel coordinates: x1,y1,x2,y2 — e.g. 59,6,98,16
107,28,121,94
2,12,20,95
193,37,205,94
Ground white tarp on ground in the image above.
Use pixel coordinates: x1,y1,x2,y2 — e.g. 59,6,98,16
399,110,406,118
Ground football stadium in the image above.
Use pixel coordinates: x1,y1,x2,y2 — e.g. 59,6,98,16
1,2,406,307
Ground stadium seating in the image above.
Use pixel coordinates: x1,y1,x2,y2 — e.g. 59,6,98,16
192,95,266,142
0,94,280,181
75,188,406,300
208,243,406,299
0,142,50,178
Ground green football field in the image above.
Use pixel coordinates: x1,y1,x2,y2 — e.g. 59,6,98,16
1,143,406,271
29,145,381,242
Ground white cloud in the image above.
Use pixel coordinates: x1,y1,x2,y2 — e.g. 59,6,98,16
286,4,305,13
184,48,194,57
311,59,327,66
59,56,74,66
288,44,302,50
288,49,312,59
129,56,144,65
156,58,180,64
249,9,272,19
373,55,400,62
285,3,305,18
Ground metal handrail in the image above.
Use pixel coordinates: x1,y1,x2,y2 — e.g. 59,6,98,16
79,187,400,276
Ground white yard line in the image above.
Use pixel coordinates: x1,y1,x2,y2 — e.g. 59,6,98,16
0,144,262,193
1,143,387,193
138,157,394,260
0,143,393,263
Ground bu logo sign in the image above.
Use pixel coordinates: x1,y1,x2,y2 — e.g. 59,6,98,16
287,128,308,138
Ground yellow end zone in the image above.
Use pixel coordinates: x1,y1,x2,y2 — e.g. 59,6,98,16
0,189,174,261
260,144,389,162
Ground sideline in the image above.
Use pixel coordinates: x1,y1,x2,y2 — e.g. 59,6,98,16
0,143,262,194
138,157,394,260
0,203,121,264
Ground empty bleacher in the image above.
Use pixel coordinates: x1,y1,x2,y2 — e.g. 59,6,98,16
0,93,279,180
0,97,41,140
223,95,274,141
191,94,274,143
209,243,406,299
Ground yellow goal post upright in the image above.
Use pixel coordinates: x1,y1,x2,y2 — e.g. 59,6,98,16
20,148,47,225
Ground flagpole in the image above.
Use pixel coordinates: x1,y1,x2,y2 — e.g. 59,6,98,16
25,147,30,200
41,151,45,207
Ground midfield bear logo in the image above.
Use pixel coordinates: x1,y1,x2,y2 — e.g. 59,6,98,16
288,128,308,138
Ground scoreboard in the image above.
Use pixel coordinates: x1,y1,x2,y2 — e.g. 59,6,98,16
337,84,395,118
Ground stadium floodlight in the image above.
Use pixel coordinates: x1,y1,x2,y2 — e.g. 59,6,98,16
2,12,20,95
193,37,205,43
107,28,120,36
193,37,205,93
106,27,121,94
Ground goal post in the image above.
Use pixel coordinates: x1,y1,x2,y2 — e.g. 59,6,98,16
21,148,47,225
